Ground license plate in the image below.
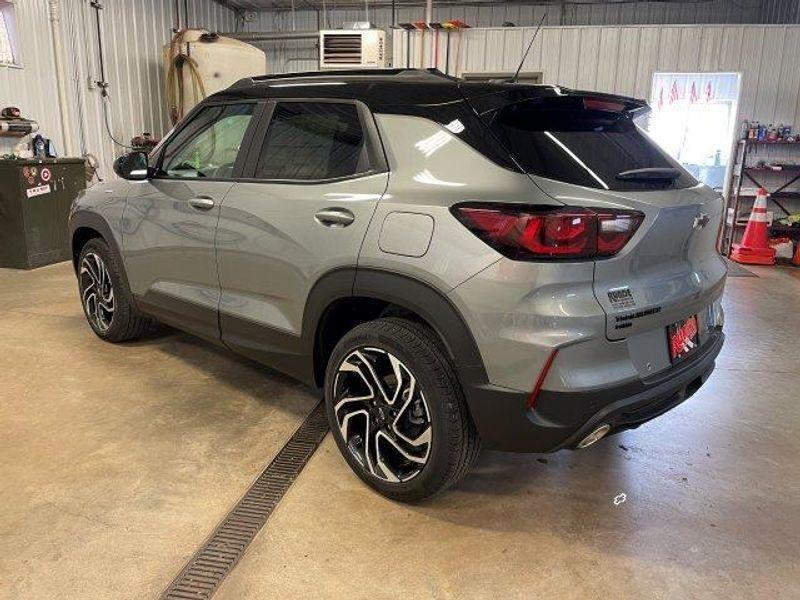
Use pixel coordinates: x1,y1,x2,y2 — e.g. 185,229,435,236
668,315,699,362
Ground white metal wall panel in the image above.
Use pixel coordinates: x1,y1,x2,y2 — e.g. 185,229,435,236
562,0,795,25
754,28,785,122
737,28,766,125
0,1,61,156
595,27,620,91
774,32,800,127
698,24,722,72
558,28,580,88
632,27,659,99
615,26,640,97
576,27,600,91
500,27,524,76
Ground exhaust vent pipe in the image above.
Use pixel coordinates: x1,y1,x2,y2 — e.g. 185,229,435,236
576,424,611,449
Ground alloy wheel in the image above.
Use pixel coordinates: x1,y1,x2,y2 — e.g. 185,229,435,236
333,347,432,483
80,252,115,333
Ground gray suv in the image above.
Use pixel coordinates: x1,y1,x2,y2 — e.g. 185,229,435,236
69,69,726,501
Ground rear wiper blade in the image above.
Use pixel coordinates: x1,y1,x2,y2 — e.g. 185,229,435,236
616,167,681,181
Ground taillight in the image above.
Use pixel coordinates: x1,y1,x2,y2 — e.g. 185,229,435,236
582,97,626,113
452,204,643,260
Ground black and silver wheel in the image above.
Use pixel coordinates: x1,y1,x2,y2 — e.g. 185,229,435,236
77,238,156,342
334,347,432,483
325,317,480,502
80,252,115,333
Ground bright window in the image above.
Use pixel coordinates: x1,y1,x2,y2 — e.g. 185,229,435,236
646,72,741,190
0,1,20,66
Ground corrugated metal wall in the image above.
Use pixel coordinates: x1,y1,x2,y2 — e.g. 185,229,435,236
246,0,800,31
0,0,235,179
561,0,800,25
242,0,800,75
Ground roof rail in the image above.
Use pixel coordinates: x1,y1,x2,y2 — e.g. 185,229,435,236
231,68,454,89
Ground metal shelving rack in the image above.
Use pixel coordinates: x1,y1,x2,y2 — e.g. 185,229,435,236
721,139,800,256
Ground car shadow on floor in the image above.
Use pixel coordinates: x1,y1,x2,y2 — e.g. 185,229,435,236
109,325,319,421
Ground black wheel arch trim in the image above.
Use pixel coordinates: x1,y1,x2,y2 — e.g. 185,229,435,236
70,211,117,266
303,267,490,389
352,268,486,373
69,211,135,307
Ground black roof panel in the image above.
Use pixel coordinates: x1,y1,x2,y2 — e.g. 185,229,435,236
211,68,646,111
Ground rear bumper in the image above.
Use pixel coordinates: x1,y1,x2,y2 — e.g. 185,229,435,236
463,331,724,452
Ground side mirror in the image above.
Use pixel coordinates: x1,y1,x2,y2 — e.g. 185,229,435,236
113,151,150,180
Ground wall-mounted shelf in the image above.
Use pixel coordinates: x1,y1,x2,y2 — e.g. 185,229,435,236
744,139,800,146
744,166,800,173
721,139,800,255
736,191,800,199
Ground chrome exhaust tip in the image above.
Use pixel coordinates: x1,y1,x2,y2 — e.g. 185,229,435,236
576,424,611,449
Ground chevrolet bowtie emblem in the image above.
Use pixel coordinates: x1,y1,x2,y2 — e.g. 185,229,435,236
693,213,710,229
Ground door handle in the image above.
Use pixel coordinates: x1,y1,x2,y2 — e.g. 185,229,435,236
315,208,355,228
188,197,216,211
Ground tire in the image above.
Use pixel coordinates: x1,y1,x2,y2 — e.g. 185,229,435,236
77,238,156,342
324,317,481,502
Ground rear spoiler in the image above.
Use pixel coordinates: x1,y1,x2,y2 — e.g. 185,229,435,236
461,83,650,118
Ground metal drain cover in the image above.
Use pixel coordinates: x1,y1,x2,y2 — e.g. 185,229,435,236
161,400,329,599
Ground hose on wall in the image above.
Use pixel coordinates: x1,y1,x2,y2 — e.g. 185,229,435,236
165,29,208,126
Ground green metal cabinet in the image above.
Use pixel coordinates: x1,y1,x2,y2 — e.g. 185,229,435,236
0,158,86,269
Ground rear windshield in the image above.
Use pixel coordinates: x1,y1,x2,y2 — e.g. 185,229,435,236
484,97,697,191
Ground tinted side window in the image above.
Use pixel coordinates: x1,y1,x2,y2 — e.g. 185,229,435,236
159,104,254,179
486,98,697,191
255,103,369,181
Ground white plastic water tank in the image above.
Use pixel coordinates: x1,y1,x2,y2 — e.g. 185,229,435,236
165,30,267,122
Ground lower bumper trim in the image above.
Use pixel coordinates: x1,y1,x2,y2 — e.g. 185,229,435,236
462,331,724,453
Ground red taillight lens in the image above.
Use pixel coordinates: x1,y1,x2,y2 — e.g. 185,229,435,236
453,205,643,260
582,97,626,113
597,212,644,256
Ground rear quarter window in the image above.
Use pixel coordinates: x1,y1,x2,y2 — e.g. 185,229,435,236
486,97,698,192
254,102,370,181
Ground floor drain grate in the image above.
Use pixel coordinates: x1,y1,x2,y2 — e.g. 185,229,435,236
161,400,329,600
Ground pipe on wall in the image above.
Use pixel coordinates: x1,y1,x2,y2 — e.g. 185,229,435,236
222,30,319,41
48,0,75,156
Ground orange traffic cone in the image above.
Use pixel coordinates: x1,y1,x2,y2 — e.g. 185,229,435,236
730,188,776,265
792,242,800,267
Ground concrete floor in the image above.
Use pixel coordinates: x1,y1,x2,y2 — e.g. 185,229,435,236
1,262,798,599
